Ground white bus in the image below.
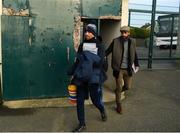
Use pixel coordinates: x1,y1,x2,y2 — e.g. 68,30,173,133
155,14,178,49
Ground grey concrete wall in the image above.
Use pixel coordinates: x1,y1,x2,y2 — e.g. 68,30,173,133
100,20,121,90
100,20,121,47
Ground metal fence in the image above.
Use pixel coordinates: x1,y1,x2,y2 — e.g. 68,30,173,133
129,0,180,69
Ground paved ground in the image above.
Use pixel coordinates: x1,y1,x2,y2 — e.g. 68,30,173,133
0,69,180,132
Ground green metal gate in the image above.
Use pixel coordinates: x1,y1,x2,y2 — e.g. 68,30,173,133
1,0,122,100
2,0,77,100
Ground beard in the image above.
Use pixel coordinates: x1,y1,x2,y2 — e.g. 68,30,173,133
121,36,129,41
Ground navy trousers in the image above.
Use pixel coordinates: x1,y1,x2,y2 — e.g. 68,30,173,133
76,83,105,125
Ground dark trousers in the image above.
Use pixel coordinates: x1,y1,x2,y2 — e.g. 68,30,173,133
76,83,105,125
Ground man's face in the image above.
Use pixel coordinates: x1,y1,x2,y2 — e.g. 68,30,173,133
120,31,130,39
85,31,94,40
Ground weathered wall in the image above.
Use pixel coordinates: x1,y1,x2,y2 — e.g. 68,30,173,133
100,20,121,46
1,0,80,100
99,0,129,47
121,0,129,26
82,0,121,18
2,0,29,16
1,0,125,100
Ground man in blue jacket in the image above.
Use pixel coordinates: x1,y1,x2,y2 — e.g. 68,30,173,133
68,23,107,132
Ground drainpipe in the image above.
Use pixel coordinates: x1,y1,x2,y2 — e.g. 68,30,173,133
148,0,156,69
0,0,3,105
128,10,131,26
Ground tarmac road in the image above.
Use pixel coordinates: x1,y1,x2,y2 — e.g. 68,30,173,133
0,69,180,132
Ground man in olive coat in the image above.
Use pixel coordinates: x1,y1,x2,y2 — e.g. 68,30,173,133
106,26,139,114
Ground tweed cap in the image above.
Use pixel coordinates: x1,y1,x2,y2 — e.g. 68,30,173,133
120,26,130,32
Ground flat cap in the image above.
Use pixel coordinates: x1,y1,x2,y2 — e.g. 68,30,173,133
120,26,130,32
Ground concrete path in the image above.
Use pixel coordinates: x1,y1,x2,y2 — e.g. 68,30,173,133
0,69,180,132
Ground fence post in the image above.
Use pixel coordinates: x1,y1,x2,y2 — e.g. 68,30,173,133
148,0,157,69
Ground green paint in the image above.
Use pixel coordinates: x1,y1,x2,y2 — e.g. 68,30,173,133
3,0,29,11
2,0,121,100
2,16,30,100
2,0,77,100
27,0,77,99
82,0,121,18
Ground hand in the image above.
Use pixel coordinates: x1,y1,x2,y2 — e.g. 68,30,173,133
70,76,74,81
132,64,139,73
135,66,139,73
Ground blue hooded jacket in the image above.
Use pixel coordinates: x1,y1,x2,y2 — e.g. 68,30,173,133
74,51,101,84
67,37,107,86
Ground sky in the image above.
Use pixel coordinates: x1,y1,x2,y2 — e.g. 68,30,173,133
129,0,180,27
130,0,179,6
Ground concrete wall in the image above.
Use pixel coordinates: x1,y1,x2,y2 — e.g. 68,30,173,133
100,20,121,47
121,0,129,26
100,0,129,46
82,0,121,18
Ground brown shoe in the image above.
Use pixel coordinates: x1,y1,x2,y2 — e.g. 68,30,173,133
116,103,122,114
